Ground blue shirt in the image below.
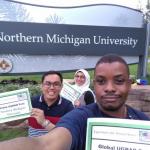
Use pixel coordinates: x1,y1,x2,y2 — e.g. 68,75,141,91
56,103,150,150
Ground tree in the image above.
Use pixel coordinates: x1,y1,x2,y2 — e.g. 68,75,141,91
0,0,31,22
46,13,65,24
137,0,150,23
145,0,150,22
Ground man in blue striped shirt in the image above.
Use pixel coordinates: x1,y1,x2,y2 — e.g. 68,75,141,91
7,70,74,137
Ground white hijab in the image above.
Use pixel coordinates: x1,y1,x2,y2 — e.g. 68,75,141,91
73,69,91,94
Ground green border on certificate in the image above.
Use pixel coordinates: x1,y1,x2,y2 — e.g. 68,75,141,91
0,88,32,123
61,81,82,103
86,118,150,150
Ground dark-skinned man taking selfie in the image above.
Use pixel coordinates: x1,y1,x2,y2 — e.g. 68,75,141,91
0,54,149,150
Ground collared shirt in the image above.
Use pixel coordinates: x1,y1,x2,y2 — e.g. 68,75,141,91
28,94,74,137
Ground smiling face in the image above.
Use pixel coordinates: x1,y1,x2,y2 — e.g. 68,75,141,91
94,62,131,116
74,71,86,86
41,74,62,104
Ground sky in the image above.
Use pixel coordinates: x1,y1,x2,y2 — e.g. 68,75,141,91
16,0,147,22
12,0,147,7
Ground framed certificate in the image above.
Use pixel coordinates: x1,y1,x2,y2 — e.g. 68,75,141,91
86,118,150,150
61,81,82,103
0,88,32,123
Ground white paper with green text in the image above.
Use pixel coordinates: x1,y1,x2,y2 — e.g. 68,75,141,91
86,118,150,150
61,81,82,103
0,88,32,123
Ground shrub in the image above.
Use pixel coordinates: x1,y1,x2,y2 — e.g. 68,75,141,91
0,84,41,97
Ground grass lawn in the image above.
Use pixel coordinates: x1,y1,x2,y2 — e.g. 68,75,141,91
1,63,150,85
0,128,28,141
0,63,149,81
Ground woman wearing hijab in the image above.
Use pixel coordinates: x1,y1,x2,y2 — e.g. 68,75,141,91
73,69,95,107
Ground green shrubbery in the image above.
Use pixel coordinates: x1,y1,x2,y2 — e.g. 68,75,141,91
0,84,41,97
0,128,28,141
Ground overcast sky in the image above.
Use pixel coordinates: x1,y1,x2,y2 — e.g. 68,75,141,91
13,0,147,8
19,0,147,23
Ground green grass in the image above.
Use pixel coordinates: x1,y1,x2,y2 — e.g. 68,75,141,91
0,63,149,91
0,63,150,83
129,64,138,76
0,128,28,141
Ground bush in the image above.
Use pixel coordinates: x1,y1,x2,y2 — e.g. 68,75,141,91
0,84,41,97
0,128,28,141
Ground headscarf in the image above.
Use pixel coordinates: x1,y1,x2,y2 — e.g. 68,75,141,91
73,69,91,93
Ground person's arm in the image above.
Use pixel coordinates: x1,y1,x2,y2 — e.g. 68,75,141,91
41,119,55,131
31,108,55,131
0,127,72,150
84,91,95,105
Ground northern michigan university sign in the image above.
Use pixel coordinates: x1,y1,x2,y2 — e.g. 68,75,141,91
0,21,146,56
0,3,149,76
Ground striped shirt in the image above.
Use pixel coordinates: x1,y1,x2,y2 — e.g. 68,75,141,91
28,95,74,137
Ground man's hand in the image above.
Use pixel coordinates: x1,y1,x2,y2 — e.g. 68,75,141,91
31,108,45,126
31,108,55,130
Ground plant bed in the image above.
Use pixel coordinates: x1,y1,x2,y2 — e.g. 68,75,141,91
0,127,28,141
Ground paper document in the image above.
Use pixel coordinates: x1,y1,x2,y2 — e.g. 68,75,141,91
86,118,150,150
0,88,32,123
61,81,82,103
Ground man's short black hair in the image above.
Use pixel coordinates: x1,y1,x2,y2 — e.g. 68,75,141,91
41,70,63,83
95,54,130,76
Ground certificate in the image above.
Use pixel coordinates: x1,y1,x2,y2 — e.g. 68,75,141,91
86,118,150,150
0,88,32,123
61,81,82,103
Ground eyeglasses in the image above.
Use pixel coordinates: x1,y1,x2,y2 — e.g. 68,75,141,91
43,81,61,88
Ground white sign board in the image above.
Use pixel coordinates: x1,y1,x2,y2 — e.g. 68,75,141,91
0,2,144,74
